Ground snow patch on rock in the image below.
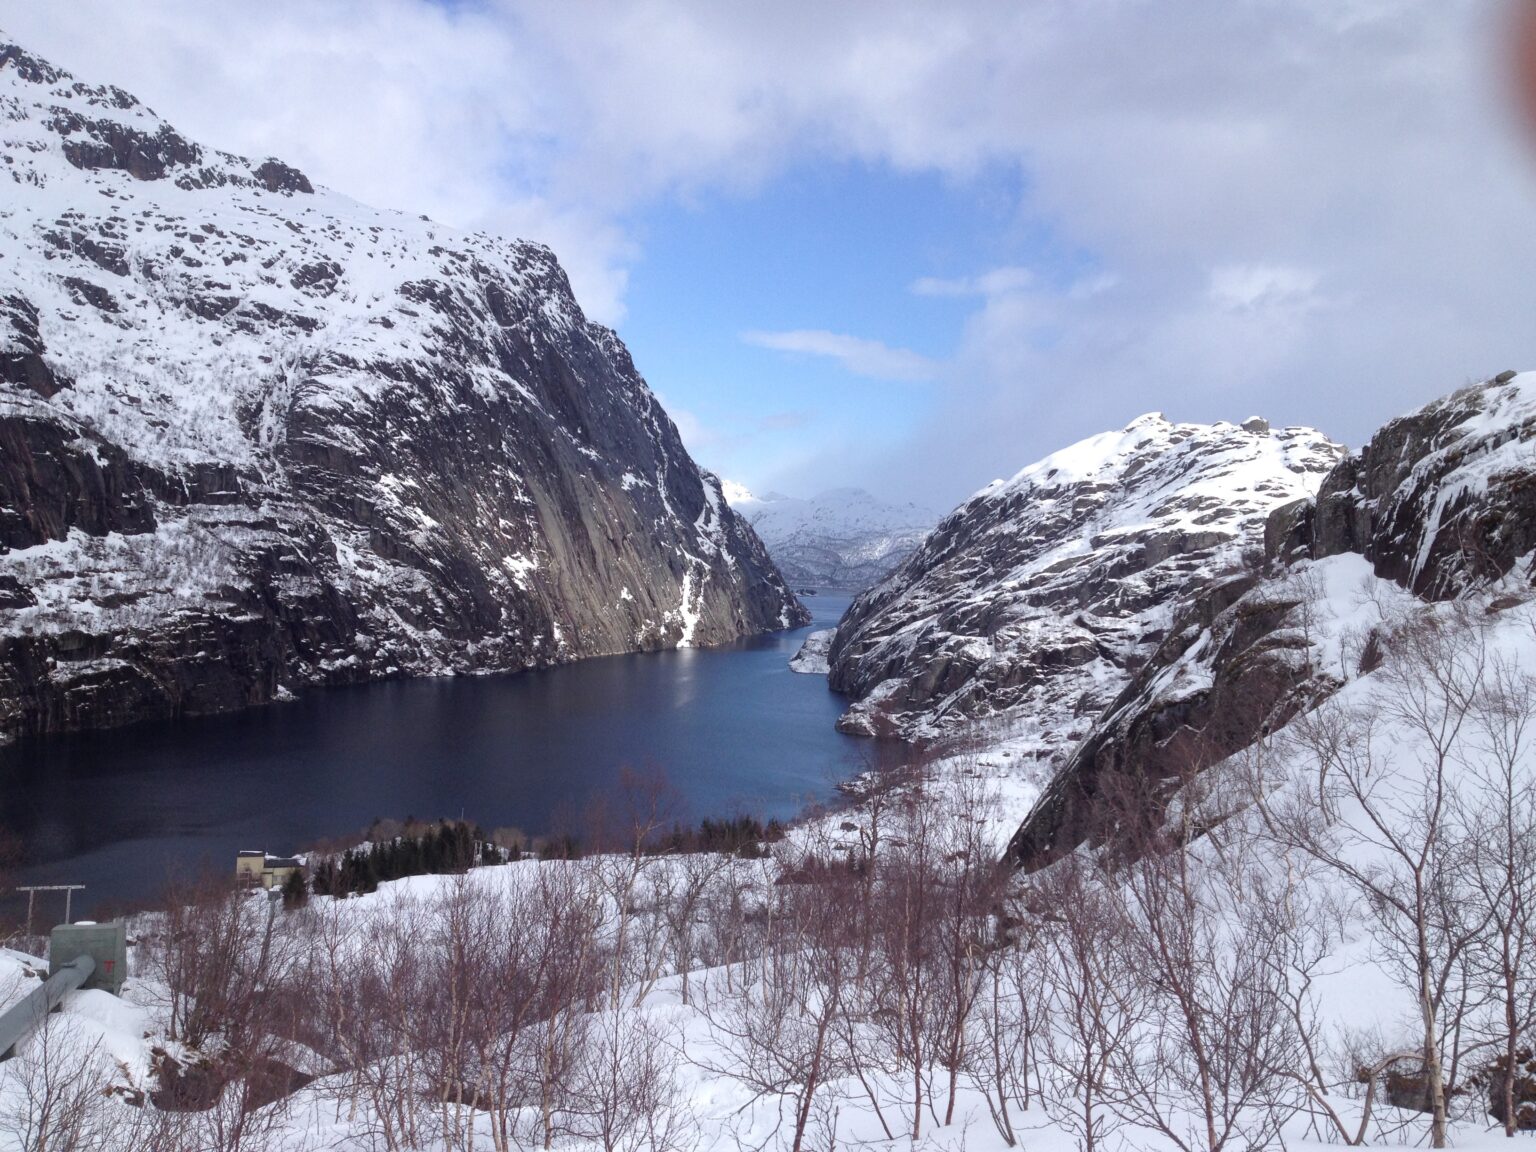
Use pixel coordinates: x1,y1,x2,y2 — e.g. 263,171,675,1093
788,628,833,674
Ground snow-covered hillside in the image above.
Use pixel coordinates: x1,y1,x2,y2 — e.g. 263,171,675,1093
0,38,805,741
724,484,938,591
6,522,1535,1150
826,414,1344,757
7,647,1533,1152
1011,369,1536,870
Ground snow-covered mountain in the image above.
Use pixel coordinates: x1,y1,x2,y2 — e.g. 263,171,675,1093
1011,368,1536,868
723,484,938,591
0,38,805,741
826,414,1345,748
812,368,1536,878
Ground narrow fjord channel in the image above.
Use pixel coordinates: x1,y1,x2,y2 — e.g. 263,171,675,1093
0,595,858,917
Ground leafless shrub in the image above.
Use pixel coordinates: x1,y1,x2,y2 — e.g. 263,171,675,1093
697,847,860,1152
1030,854,1146,1152
0,1019,168,1152
1110,834,1304,1152
1249,605,1496,1148
569,1006,693,1152
1458,651,1536,1135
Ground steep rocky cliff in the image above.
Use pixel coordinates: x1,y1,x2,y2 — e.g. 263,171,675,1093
825,414,1344,751
1007,370,1536,868
1308,370,1536,594
0,39,805,741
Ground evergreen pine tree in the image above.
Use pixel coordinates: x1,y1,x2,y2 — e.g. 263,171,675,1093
280,868,308,910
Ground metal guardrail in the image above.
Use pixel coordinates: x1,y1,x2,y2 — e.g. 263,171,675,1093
0,955,94,1061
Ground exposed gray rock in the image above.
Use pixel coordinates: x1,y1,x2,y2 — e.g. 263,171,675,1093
789,628,833,675
1310,372,1536,596
1005,570,1330,869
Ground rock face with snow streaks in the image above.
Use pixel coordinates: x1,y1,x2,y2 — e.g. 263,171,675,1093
0,39,805,741
1310,370,1536,596
826,414,1345,752
1004,564,1334,869
788,628,834,675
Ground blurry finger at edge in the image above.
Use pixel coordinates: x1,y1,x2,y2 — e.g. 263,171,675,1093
1515,0,1536,141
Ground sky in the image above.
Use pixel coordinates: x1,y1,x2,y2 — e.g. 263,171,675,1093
8,0,1536,509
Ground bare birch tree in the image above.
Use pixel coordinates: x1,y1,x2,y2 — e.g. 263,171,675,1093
1252,607,1492,1148
1462,651,1536,1135
1032,853,1145,1152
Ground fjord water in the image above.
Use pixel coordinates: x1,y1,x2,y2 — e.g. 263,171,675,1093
0,596,858,917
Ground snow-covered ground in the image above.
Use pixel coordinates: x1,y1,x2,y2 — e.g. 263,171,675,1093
4,558,1530,1152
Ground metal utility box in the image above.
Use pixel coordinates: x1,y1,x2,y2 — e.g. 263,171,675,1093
49,921,128,995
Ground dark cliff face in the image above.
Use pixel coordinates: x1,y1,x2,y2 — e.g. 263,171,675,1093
0,40,805,742
1007,370,1536,870
1310,370,1536,596
1004,569,1332,869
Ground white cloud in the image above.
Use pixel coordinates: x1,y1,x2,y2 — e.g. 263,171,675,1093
741,330,940,383
9,0,1536,503
911,266,1035,298
1208,265,1324,313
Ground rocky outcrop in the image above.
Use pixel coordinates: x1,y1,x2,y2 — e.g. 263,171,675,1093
0,39,805,742
789,628,834,675
1004,567,1334,869
1311,370,1536,596
826,414,1343,752
0,409,159,548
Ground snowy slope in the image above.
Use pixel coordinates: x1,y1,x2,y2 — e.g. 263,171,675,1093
1167,567,1536,1066
6,766,1525,1152
1012,369,1536,869
724,484,938,591
827,414,1344,757
0,38,805,741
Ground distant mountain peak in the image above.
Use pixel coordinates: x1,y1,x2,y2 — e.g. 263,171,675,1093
725,485,941,592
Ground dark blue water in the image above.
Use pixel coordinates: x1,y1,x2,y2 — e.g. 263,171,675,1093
0,596,858,917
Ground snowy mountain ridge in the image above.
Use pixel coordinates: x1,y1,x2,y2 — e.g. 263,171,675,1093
723,482,938,591
0,37,805,741
1009,368,1536,868
826,413,1345,756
